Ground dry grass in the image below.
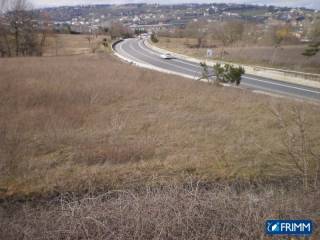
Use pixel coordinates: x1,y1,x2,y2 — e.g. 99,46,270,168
43,34,110,56
156,37,320,74
1,53,320,199
1,39,320,239
1,183,319,240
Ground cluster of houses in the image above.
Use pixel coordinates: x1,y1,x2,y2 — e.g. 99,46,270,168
40,3,318,41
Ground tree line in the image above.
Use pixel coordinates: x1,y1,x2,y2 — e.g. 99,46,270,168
0,0,50,57
158,18,320,48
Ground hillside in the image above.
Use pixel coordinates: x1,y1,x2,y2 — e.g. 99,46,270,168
1,51,320,196
0,50,319,238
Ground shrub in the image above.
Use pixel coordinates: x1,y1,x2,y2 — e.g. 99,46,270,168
150,32,159,43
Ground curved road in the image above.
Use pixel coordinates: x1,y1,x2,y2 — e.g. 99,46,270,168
114,38,320,102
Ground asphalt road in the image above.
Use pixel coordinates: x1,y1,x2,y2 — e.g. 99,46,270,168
114,38,320,102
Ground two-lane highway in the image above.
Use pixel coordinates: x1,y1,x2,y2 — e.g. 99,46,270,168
114,38,320,102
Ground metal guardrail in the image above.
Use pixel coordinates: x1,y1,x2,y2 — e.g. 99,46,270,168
251,66,320,81
111,39,124,52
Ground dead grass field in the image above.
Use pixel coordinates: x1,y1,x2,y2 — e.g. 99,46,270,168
2,184,320,239
1,53,320,199
1,35,320,239
156,37,320,74
43,34,110,56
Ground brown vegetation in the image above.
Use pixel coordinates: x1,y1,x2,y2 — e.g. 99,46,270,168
0,34,320,239
0,0,49,57
1,183,319,239
43,34,110,56
1,53,320,199
159,20,300,47
157,19,320,73
156,37,320,73
108,22,133,40
1,5,319,238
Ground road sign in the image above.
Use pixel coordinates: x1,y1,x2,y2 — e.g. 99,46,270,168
207,49,213,57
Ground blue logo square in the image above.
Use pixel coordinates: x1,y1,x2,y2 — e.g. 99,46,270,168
266,220,313,236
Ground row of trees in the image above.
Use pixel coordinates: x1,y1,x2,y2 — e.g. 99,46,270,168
308,19,320,42
159,20,247,47
106,22,133,40
160,19,320,48
0,0,49,57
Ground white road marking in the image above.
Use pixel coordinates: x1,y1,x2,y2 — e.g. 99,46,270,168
119,40,150,65
116,40,197,80
116,39,320,101
138,40,320,95
242,82,319,102
138,40,201,69
244,76,320,94
128,40,199,75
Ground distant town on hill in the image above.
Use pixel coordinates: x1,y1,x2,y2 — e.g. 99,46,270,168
35,3,318,39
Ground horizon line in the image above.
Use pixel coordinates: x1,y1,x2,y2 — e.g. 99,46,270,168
34,2,319,11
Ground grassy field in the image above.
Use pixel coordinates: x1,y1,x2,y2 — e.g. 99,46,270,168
1,51,320,198
156,37,320,74
1,34,320,239
43,34,110,56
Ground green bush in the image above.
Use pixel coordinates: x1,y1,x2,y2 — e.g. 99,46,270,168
200,63,245,85
302,42,320,57
151,33,159,43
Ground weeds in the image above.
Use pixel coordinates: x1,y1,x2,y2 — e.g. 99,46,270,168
0,53,319,198
271,104,320,191
1,183,319,240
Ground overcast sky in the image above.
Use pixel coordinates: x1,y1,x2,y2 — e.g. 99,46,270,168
30,0,320,9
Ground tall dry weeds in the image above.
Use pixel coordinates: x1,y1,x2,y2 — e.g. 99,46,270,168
0,54,320,197
1,183,319,240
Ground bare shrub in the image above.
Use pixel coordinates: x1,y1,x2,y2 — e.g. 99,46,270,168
0,53,319,197
1,183,319,240
271,104,320,191
109,22,133,40
86,33,101,53
209,21,245,47
1,0,38,56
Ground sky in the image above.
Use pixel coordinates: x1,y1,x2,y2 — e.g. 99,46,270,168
30,0,320,9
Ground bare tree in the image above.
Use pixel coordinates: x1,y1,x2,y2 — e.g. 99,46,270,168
0,0,10,56
271,105,320,191
0,17,11,56
109,22,133,40
8,0,34,56
242,23,261,45
209,21,244,47
0,0,49,57
38,11,52,56
184,21,206,47
309,19,320,42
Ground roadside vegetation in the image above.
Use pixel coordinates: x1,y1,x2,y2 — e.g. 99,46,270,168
1,1,320,238
1,60,319,240
199,62,245,85
0,0,133,58
155,19,320,73
1,45,320,198
0,0,48,57
2,184,320,239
